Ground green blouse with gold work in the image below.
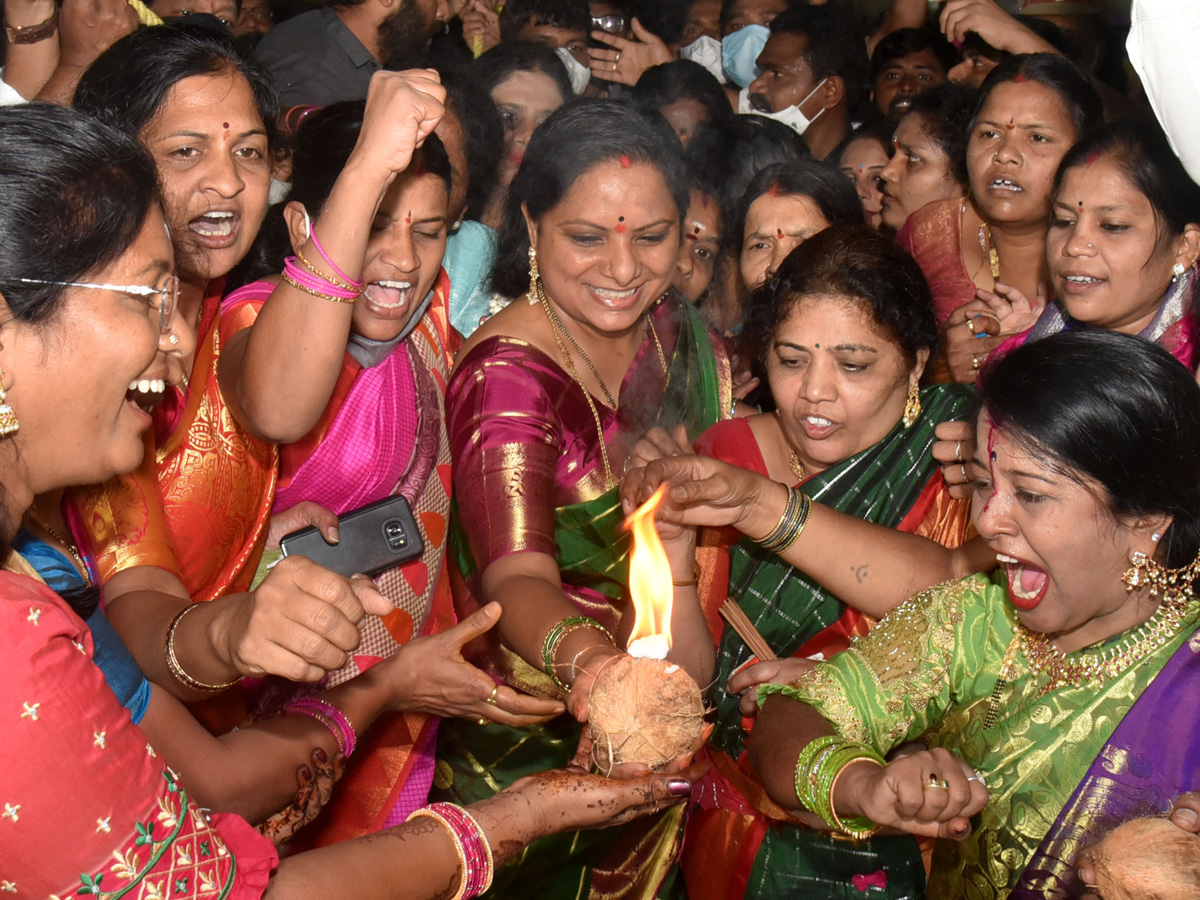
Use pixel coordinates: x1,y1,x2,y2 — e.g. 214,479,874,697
762,571,1200,900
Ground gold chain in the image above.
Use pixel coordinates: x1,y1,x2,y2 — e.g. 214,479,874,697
536,286,668,491
1016,595,1197,695
789,452,807,484
26,506,93,587
978,222,1001,283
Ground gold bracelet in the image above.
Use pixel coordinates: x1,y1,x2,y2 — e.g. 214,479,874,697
828,757,883,840
281,271,358,304
165,605,241,693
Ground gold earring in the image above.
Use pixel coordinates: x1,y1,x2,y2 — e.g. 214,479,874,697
1121,549,1200,605
0,368,19,436
527,245,542,305
902,382,920,428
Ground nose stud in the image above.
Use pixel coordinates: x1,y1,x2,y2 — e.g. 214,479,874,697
168,334,180,345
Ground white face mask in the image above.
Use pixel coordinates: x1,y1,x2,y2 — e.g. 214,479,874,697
736,78,827,137
555,46,591,95
679,35,726,84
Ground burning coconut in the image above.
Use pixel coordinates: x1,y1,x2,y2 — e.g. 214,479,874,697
587,486,706,774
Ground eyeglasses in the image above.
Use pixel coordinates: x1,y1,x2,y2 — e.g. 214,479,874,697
592,14,626,34
17,276,180,334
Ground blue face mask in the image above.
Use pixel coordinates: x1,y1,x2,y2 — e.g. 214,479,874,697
722,24,769,89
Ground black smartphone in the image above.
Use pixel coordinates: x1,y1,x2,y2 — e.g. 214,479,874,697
278,495,424,578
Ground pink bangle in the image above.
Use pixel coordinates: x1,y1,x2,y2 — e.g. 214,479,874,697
284,698,357,758
308,225,364,290
282,257,360,301
406,802,494,899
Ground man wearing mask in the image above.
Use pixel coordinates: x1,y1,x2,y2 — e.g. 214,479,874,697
716,0,799,91
498,0,593,94
255,0,447,106
742,5,868,161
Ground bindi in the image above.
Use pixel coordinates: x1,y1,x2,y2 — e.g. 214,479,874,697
615,217,626,234
983,420,1000,513
777,228,784,239
1006,118,1015,130
405,211,412,224
619,155,632,169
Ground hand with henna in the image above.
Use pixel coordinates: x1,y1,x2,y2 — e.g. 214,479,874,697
258,746,346,846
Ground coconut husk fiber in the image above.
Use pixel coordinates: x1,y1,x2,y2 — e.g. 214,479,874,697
1087,817,1200,900
588,655,705,773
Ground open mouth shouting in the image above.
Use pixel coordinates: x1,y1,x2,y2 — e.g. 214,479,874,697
997,552,1049,611
189,209,240,249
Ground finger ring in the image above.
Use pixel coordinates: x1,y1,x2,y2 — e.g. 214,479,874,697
967,771,987,787
613,61,619,71
960,464,968,480
966,317,976,334
485,685,499,706
477,717,488,726
926,774,950,790
954,441,962,461
972,355,980,371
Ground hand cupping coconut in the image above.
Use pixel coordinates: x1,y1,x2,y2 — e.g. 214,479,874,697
587,487,705,773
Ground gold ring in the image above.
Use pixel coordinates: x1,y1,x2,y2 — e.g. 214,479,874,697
477,717,488,726
613,61,619,71
485,685,500,706
926,774,950,790
972,355,980,370
966,317,976,334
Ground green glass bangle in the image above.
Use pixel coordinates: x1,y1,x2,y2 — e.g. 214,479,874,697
541,615,614,691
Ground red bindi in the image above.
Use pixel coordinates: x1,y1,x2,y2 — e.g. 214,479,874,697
620,154,632,169
222,122,230,130
405,211,411,224
1006,118,1015,130
777,229,784,239
768,185,782,197
1013,73,1027,83
1085,152,1100,167
615,224,627,234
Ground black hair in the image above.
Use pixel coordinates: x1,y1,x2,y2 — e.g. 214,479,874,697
687,115,809,257
735,160,865,254
979,330,1200,572
870,27,956,83
631,60,734,134
903,82,975,187
472,40,574,105
438,65,504,221
0,104,160,327
1053,123,1200,251
769,5,870,111
745,225,937,365
74,22,280,154
0,104,160,612
629,0,689,46
834,117,895,170
231,102,452,286
971,53,1102,140
499,0,590,42
490,100,689,298
959,18,1070,68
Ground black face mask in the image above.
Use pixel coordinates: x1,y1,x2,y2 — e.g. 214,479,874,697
379,0,434,70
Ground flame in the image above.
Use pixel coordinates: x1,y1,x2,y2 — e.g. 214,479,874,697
626,485,673,659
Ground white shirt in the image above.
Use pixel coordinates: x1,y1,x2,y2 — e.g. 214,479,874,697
1128,0,1200,183
0,69,27,106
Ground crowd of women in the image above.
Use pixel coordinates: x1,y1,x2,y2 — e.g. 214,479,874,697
3,0,1200,897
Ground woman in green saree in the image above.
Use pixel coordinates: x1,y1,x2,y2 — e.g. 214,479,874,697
438,100,732,899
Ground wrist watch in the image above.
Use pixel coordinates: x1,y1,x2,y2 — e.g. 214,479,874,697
6,9,59,44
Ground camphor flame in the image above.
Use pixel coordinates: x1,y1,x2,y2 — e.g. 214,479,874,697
625,485,673,659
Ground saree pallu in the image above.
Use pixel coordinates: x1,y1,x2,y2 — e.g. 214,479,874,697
74,285,278,733
437,297,731,899
681,385,974,900
224,273,460,845
1012,631,1200,898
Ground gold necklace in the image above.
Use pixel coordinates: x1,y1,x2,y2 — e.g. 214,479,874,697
789,452,807,483
978,222,1001,283
540,293,618,408
1015,595,1197,696
26,506,93,587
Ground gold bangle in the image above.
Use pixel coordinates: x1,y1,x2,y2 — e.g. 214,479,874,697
165,605,241,693
281,271,358,304
672,562,702,587
406,807,470,900
828,757,884,840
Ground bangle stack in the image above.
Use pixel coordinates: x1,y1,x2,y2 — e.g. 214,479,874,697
793,735,884,840
280,224,365,304
407,802,494,900
283,697,358,758
753,486,811,554
541,615,614,691
164,605,241,693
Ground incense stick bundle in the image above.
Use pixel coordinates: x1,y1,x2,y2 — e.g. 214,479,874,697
719,600,777,661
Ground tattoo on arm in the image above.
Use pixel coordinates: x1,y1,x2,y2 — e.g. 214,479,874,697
852,564,868,583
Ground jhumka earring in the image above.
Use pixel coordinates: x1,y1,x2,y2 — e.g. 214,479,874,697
527,245,542,305
1121,549,1200,605
0,367,19,436
902,383,921,428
